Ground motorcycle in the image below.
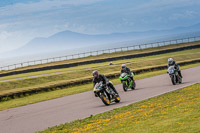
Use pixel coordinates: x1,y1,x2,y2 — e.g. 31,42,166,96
167,66,182,85
120,72,136,91
93,81,120,106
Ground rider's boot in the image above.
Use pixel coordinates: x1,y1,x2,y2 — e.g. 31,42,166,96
178,70,183,78
128,77,133,88
108,83,118,95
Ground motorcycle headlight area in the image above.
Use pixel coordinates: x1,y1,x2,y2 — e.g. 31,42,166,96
169,70,174,74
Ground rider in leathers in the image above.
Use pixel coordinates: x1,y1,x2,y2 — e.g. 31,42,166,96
93,70,118,99
168,58,183,78
121,64,133,80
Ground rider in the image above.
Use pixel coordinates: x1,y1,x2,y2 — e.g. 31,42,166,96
121,64,133,81
93,70,118,97
168,58,183,78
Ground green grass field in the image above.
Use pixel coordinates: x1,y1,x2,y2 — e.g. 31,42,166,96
0,63,199,111
0,40,199,74
39,83,200,133
1,47,200,82
0,48,200,96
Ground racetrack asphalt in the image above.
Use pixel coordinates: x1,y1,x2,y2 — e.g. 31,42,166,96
0,66,199,133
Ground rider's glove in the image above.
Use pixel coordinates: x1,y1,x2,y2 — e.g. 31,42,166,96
103,84,107,88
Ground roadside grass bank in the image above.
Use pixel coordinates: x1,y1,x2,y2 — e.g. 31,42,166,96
0,63,199,111
0,59,199,101
1,48,200,82
0,41,199,75
0,48,200,93
39,83,200,133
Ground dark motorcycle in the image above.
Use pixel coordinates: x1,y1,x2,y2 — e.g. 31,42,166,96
93,81,120,106
167,66,182,85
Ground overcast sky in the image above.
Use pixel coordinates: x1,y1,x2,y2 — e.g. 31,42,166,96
0,0,200,53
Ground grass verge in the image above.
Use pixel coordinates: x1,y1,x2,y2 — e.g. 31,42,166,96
0,48,200,95
0,63,199,111
39,83,200,133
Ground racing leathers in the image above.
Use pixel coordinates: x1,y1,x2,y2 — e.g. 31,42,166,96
168,61,182,78
121,67,133,80
93,74,118,98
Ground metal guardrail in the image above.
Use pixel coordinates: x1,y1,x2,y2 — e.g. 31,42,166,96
1,36,200,71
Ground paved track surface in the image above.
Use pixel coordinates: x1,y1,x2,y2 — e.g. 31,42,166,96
0,66,200,133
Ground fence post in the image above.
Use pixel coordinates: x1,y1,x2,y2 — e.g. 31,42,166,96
157,42,160,47
151,43,153,48
145,44,148,48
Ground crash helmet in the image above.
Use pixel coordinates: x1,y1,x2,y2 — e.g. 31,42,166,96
121,64,126,69
168,58,173,65
93,70,99,78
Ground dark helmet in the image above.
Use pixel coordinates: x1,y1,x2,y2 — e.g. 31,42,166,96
93,70,99,77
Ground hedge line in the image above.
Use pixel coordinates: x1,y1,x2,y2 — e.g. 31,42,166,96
0,43,200,77
0,59,199,101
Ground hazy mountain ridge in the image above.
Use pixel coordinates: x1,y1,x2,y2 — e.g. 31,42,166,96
3,23,200,57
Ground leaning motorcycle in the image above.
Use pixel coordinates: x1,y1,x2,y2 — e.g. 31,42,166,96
167,66,182,85
93,81,120,106
120,72,136,91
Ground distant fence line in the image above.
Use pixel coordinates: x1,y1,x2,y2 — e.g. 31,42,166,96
1,36,200,71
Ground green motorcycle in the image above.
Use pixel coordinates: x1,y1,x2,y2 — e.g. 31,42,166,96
120,72,136,91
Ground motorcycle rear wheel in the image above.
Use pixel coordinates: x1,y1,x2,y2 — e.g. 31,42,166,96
131,81,136,90
178,75,182,84
115,95,120,103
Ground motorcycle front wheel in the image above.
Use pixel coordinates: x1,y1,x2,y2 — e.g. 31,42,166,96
171,75,176,85
123,83,128,91
100,92,110,106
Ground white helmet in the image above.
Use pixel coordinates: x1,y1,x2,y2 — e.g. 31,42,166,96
121,64,126,69
168,58,173,64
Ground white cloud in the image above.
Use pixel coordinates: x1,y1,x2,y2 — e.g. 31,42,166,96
0,0,104,16
169,10,198,20
0,31,11,39
0,0,200,53
0,24,9,29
